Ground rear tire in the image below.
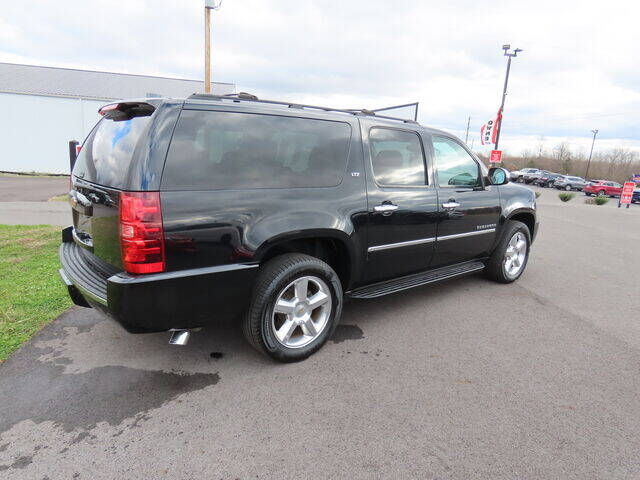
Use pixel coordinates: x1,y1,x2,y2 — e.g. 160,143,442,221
485,221,531,284
243,253,343,362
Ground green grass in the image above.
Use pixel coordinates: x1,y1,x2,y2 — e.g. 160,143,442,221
48,194,69,202
559,192,575,202
0,225,71,362
535,191,541,199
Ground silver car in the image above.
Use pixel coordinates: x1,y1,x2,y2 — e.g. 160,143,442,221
554,175,587,191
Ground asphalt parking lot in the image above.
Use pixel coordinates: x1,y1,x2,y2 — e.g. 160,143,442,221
1,185,639,479
0,175,70,226
0,175,68,202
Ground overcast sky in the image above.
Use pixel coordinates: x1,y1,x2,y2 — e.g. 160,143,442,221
1,0,639,156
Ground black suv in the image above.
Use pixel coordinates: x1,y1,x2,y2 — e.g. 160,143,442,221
59,94,538,362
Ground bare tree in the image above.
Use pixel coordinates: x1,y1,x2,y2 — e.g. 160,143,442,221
553,142,572,173
536,136,546,160
499,143,639,183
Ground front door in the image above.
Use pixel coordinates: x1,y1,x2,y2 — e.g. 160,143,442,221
430,136,501,267
363,124,439,283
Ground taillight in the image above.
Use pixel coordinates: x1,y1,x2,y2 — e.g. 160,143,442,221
119,191,165,274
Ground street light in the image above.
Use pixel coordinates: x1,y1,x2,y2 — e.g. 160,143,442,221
204,0,223,93
585,129,599,180
493,44,523,151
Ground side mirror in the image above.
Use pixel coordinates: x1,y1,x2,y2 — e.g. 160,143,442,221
488,167,509,185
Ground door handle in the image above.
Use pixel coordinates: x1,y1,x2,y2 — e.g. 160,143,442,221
442,201,461,209
374,203,399,214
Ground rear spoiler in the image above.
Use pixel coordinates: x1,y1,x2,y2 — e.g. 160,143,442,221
98,102,155,121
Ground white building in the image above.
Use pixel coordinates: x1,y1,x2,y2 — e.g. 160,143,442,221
0,63,235,173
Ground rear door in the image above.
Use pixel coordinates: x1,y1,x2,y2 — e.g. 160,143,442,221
609,182,623,196
362,122,439,283
70,105,155,268
430,135,501,267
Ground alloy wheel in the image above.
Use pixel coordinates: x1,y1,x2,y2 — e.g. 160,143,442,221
503,232,527,278
271,275,332,349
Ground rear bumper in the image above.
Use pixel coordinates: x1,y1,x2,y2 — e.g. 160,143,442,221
59,229,258,333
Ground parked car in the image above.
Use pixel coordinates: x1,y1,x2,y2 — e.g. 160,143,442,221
521,168,542,184
534,171,563,188
583,180,623,197
509,169,522,182
59,94,538,362
554,175,588,191
633,188,640,203
516,168,540,183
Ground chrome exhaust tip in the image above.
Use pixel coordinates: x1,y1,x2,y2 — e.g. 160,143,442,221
168,329,190,346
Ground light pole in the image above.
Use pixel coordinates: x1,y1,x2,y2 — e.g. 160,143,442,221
493,44,522,151
584,129,598,180
204,0,223,93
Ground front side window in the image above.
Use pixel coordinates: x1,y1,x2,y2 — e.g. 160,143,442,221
369,128,426,186
432,137,481,187
162,111,352,190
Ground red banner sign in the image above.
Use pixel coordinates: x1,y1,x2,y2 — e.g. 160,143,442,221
490,150,502,163
620,182,635,204
480,109,503,146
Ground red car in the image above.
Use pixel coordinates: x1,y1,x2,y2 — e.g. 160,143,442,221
584,180,623,197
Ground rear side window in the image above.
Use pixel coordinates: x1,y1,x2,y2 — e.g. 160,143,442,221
369,128,426,186
161,110,352,190
73,116,152,189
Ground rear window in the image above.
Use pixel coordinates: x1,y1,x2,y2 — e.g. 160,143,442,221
161,110,352,190
569,177,582,181
73,116,151,189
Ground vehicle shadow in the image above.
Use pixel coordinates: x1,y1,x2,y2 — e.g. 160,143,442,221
39,273,494,374
179,273,490,364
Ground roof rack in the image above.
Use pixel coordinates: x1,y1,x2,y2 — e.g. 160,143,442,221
187,92,419,124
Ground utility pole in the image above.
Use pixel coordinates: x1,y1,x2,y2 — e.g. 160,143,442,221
465,116,471,144
493,44,522,151
584,129,598,180
204,0,223,93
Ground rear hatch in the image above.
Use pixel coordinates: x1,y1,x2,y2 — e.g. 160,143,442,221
70,102,157,271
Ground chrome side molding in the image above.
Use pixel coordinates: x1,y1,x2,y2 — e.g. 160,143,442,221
368,228,496,253
368,237,436,252
437,229,496,241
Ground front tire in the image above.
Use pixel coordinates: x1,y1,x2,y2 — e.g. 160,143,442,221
485,221,531,283
243,253,343,362
565,185,572,191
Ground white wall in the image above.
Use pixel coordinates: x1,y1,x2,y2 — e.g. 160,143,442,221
0,92,106,173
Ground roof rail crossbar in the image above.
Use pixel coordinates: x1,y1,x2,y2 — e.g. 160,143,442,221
187,93,420,124
372,102,420,122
